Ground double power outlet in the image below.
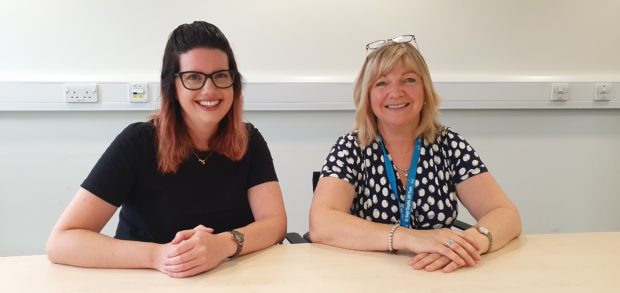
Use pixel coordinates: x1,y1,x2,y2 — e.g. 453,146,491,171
64,84,98,103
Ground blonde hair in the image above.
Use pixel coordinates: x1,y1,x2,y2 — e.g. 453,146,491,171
353,42,442,146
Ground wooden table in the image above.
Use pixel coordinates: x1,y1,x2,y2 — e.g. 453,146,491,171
1,232,618,292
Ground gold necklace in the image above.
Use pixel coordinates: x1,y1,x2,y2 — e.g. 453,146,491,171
193,151,214,165
392,162,410,177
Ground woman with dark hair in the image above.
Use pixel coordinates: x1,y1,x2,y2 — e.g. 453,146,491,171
309,36,520,273
46,21,287,278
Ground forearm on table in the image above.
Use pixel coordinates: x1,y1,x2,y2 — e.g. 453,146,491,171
46,229,159,269
310,210,394,252
473,206,522,252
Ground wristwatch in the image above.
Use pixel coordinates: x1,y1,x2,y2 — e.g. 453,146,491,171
474,226,493,254
228,230,244,258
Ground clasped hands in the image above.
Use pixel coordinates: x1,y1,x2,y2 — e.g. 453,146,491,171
154,225,231,278
153,225,484,277
402,227,488,273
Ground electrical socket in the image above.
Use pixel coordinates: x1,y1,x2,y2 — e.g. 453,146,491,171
64,84,98,103
550,83,569,101
594,83,612,101
129,83,148,103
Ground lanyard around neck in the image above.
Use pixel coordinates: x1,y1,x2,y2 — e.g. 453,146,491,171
379,133,422,228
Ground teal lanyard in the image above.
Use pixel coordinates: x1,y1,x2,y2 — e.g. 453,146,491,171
379,134,422,228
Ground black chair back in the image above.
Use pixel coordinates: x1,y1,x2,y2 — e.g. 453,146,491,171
312,171,321,192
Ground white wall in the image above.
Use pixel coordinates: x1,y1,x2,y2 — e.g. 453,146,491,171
1,0,619,256
2,0,619,81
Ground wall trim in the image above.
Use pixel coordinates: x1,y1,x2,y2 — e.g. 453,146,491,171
0,81,618,111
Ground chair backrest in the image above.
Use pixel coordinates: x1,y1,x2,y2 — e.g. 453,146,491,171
302,171,322,243
312,171,321,192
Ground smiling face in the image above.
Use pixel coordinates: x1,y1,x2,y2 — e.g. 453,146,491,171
176,48,234,134
369,59,425,132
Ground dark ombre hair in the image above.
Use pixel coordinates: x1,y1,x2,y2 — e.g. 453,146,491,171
152,21,248,173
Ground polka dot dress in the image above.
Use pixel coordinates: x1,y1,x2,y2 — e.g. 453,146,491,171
321,127,488,229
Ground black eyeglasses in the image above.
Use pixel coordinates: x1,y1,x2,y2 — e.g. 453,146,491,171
175,69,237,90
365,35,420,52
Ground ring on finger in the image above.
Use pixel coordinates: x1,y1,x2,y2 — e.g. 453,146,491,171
444,239,455,248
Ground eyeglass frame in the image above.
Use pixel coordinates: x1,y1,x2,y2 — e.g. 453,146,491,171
174,69,237,90
365,35,420,52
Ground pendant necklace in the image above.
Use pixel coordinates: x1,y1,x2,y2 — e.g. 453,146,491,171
193,151,214,165
392,162,410,178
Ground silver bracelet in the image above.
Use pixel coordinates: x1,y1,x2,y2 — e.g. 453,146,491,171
388,223,400,253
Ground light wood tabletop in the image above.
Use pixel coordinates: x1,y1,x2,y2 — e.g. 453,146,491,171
1,232,618,292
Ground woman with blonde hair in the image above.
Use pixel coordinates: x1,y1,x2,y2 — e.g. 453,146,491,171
310,36,520,273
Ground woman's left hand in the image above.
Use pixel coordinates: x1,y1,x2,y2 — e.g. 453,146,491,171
409,228,487,273
409,252,467,272
162,225,233,278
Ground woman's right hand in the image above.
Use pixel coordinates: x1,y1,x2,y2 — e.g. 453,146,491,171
395,227,481,267
151,225,216,277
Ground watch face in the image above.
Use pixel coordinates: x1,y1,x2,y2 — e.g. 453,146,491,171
477,226,489,234
229,230,244,258
232,230,244,243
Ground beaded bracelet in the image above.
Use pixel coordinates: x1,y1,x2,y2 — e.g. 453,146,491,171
388,223,400,253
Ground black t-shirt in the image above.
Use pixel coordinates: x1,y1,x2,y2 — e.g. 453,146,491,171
81,121,278,243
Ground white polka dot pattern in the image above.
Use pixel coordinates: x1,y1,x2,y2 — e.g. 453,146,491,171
321,127,487,229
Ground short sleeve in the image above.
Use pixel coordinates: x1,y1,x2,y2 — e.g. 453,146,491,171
443,128,489,185
245,124,278,188
81,123,147,207
320,133,362,189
